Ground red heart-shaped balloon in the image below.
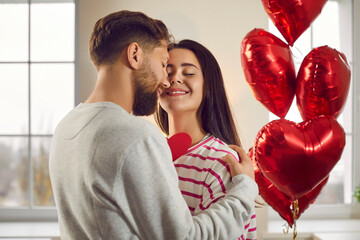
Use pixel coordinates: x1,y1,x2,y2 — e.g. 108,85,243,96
262,0,327,46
167,132,192,161
254,115,345,200
241,28,296,119
296,46,351,121
249,148,328,226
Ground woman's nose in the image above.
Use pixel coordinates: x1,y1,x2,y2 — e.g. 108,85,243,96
170,73,183,85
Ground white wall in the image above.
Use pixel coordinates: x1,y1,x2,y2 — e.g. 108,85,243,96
78,0,269,237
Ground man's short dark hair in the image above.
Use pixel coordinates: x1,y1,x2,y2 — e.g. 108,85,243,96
89,10,172,68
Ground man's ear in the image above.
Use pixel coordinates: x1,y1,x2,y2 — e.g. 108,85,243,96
127,42,144,70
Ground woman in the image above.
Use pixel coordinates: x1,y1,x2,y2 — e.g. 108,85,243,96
155,39,257,239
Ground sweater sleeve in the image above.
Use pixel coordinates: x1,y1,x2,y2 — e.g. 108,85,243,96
117,134,258,240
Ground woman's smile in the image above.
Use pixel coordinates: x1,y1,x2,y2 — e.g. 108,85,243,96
165,88,190,96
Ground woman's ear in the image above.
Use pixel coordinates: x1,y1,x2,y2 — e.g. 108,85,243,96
127,42,144,70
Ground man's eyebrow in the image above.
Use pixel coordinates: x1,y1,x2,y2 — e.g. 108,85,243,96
166,63,199,69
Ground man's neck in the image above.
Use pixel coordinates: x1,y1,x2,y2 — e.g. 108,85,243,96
85,64,134,113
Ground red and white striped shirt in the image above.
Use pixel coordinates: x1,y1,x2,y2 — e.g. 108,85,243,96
174,134,257,240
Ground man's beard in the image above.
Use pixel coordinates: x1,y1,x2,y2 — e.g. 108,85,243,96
132,60,161,116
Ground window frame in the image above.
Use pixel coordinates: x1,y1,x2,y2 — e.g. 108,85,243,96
0,0,77,221
268,0,360,221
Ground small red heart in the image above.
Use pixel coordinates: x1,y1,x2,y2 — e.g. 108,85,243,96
249,147,328,226
254,115,345,200
167,133,192,161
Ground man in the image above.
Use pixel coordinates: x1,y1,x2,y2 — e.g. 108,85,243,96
49,10,258,239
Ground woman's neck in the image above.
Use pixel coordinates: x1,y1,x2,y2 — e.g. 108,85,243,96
167,112,206,146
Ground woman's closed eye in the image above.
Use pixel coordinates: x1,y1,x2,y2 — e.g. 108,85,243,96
183,72,195,76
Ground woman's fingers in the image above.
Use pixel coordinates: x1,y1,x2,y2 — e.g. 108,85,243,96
222,145,255,180
228,144,250,163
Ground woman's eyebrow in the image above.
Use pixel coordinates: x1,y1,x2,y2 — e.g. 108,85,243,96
181,63,199,69
166,63,199,69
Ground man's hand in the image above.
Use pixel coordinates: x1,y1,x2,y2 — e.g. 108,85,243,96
222,145,255,180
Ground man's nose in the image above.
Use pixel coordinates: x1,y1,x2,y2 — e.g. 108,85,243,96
162,72,170,88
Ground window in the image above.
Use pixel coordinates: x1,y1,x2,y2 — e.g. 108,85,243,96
0,0,75,220
268,0,359,219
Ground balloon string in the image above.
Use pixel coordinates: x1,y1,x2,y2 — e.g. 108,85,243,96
290,199,299,240
289,45,303,61
282,222,290,234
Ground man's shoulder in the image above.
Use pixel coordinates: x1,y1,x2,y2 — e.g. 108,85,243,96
111,114,161,139
92,107,165,150
55,102,164,145
91,103,160,135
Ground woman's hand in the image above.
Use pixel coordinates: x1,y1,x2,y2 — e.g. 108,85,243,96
222,145,255,180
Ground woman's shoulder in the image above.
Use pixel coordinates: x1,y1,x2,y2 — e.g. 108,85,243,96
197,135,234,183
203,135,239,161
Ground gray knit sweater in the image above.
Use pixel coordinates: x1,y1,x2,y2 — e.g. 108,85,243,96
49,102,258,240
